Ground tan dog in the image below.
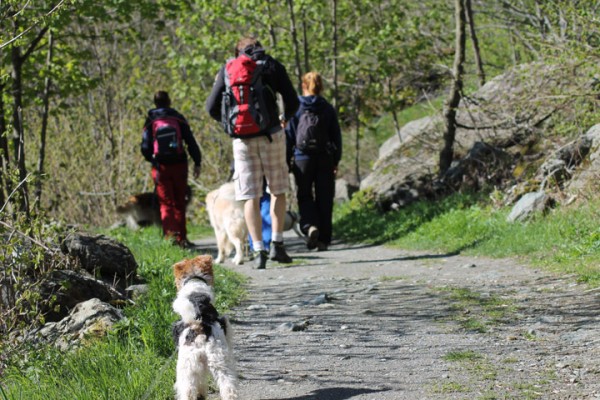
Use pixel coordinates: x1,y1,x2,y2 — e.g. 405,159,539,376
116,187,192,230
172,255,237,400
206,182,247,265
116,192,161,230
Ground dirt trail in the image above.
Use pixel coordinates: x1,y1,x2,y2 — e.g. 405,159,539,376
194,234,600,400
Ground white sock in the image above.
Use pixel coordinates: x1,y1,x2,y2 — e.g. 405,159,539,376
272,232,284,243
253,241,265,252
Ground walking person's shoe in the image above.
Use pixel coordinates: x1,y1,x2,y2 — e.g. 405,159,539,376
269,241,293,263
316,241,328,251
306,226,319,250
254,250,268,269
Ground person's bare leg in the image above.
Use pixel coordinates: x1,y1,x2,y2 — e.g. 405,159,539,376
245,196,268,269
269,192,292,263
270,192,286,235
244,197,263,245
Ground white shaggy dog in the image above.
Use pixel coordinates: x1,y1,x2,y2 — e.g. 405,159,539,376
172,255,238,400
205,182,247,265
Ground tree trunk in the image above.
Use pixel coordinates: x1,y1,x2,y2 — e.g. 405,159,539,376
439,0,466,176
301,7,310,74
354,84,361,184
266,0,277,48
387,78,402,142
464,0,485,87
0,82,9,206
286,0,303,91
35,30,54,209
11,45,30,215
331,0,339,111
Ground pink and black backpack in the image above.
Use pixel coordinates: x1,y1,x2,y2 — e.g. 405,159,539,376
151,116,184,162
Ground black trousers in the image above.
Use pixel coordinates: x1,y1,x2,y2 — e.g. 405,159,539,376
292,155,335,245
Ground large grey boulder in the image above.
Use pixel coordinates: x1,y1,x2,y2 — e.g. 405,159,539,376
360,115,442,210
361,63,586,211
61,233,137,290
442,142,514,191
537,127,596,189
30,298,124,351
41,269,128,322
507,191,551,223
567,124,600,194
377,116,440,161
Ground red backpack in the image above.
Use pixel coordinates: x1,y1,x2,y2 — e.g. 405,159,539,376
151,116,184,162
221,55,274,137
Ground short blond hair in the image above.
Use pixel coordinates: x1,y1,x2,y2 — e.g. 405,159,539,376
302,72,323,96
235,36,262,56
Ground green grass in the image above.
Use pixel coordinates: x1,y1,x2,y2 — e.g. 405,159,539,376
333,192,600,286
431,381,470,394
435,287,516,333
0,225,246,400
443,350,483,362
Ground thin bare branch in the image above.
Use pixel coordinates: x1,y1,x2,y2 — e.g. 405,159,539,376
0,0,67,51
0,220,53,252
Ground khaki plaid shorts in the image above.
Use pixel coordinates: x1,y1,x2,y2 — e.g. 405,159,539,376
232,130,289,200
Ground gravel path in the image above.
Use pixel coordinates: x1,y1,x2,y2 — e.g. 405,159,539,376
195,234,600,400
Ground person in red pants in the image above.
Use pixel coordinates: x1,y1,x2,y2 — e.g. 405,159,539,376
141,91,201,247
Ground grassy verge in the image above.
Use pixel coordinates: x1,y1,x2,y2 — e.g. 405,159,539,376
0,225,245,400
333,190,600,286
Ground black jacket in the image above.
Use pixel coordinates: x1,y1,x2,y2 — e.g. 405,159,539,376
205,47,299,137
141,107,202,167
285,95,342,166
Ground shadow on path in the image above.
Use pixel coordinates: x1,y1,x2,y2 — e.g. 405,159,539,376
342,252,459,264
261,387,390,400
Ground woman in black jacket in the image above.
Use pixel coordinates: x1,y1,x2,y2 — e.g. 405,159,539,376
286,72,342,251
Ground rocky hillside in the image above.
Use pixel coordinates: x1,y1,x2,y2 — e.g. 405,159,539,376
361,62,599,212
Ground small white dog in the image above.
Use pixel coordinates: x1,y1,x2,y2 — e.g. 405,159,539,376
172,255,238,400
206,182,248,265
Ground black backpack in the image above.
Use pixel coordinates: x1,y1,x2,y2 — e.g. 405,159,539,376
295,109,328,154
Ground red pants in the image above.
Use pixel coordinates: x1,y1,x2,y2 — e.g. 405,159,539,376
152,163,188,243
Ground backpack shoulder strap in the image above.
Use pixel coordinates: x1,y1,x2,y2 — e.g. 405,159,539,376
250,59,266,85
223,59,235,87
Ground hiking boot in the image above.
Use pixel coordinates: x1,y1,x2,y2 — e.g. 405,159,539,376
316,241,328,251
269,241,293,263
254,250,268,269
306,226,319,250
173,238,194,249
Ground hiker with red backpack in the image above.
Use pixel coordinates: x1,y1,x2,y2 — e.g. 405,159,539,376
206,36,299,269
285,72,342,251
141,91,201,248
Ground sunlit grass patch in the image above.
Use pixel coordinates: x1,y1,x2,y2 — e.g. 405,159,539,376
334,192,600,287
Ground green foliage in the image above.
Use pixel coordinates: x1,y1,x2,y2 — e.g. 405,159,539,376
2,0,598,227
0,209,72,335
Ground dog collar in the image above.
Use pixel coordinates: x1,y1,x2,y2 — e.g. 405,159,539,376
183,275,209,286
